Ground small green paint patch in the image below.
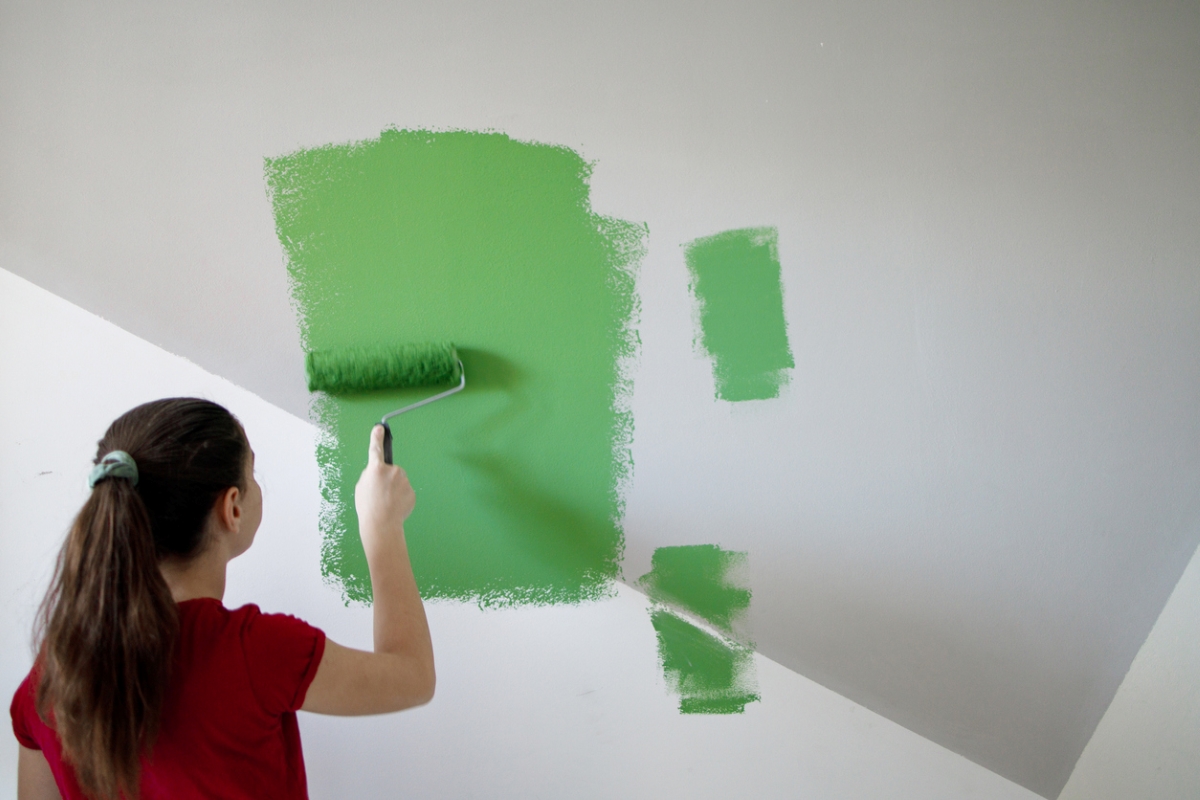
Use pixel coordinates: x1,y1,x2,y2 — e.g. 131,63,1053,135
650,609,759,714
640,544,757,713
266,129,644,606
684,227,793,401
638,544,750,634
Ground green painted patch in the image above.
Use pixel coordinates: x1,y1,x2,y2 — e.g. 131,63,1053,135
640,545,757,713
266,129,644,605
650,609,759,714
684,227,793,401
638,544,750,634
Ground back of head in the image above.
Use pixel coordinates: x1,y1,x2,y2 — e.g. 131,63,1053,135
36,398,248,800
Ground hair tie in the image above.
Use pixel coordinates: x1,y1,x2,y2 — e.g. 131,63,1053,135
88,451,139,489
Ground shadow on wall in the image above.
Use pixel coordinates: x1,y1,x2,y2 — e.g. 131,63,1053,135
453,348,626,584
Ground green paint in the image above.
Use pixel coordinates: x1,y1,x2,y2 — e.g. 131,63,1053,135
684,227,793,401
266,129,644,605
650,610,759,714
640,545,757,713
305,341,460,393
638,544,750,634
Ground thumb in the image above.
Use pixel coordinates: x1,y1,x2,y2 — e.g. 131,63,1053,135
368,424,386,466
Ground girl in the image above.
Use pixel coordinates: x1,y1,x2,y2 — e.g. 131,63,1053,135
10,397,433,799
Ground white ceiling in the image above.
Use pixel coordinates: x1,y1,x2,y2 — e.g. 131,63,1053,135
3,1,1198,796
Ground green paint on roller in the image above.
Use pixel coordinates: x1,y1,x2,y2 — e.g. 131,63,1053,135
306,342,461,393
266,128,644,605
684,227,793,401
638,544,750,635
650,609,759,714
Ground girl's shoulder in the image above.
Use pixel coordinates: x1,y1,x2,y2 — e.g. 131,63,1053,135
178,598,320,635
172,599,325,716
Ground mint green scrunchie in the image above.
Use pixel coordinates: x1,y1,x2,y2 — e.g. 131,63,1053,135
88,450,139,489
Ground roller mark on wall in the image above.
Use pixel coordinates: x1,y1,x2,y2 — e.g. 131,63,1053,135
639,544,750,634
684,227,793,401
650,610,759,714
640,545,758,713
266,128,645,606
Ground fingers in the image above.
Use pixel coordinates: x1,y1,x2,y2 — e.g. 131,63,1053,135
368,424,385,466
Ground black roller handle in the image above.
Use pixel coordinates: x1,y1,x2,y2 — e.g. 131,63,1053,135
381,422,394,465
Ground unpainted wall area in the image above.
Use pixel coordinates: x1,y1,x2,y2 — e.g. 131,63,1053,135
0,267,1043,800
1058,534,1200,800
2,1,1200,797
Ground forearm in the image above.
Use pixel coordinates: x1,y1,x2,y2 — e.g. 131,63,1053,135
364,525,434,681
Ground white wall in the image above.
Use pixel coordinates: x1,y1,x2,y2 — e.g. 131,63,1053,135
3,2,1200,795
0,264,1044,798
1058,536,1200,799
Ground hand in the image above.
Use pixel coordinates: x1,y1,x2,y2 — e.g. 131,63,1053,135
354,425,416,553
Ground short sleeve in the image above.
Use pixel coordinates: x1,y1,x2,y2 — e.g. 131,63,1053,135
240,607,327,717
10,673,41,750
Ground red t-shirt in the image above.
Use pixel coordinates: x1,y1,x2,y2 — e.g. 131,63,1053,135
10,598,326,799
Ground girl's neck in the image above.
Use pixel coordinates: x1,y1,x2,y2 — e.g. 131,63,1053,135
160,544,229,603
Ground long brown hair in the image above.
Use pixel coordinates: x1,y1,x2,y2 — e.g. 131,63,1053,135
35,398,249,799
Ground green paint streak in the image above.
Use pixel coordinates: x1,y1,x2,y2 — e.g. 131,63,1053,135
640,545,757,713
650,610,759,714
266,129,644,605
684,227,793,401
638,544,750,635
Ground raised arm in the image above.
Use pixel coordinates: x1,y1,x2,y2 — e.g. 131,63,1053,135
18,746,62,800
301,425,435,715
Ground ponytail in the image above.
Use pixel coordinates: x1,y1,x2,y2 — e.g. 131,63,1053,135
37,479,177,799
34,398,248,800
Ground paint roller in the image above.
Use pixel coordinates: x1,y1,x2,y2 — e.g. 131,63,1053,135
305,341,465,464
